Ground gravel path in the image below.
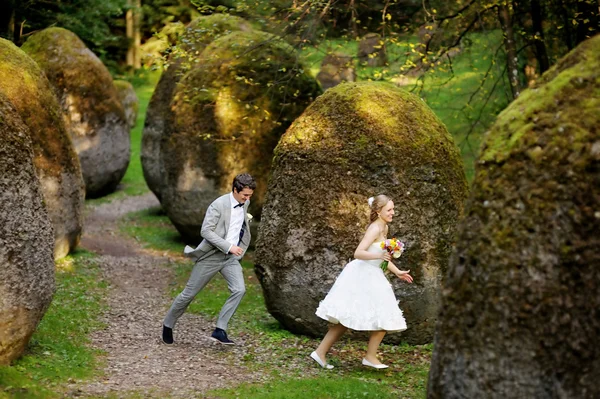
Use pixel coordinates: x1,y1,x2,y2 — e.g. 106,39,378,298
72,193,259,398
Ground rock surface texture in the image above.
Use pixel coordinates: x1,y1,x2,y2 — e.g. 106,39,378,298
114,79,139,129
255,82,467,344
22,27,130,198
316,53,356,90
0,38,84,259
427,35,600,398
141,14,253,202
357,33,387,67
161,30,321,244
0,93,55,365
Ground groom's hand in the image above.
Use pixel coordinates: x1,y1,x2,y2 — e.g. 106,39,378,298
229,245,243,256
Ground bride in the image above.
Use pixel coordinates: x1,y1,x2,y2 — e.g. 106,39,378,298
310,194,413,370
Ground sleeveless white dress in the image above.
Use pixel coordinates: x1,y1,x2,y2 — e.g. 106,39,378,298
315,241,407,332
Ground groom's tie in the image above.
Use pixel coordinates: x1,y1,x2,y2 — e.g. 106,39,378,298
238,223,245,246
235,202,245,245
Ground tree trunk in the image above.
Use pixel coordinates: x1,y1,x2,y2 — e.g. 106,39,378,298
576,0,599,43
349,0,359,39
497,2,522,99
529,0,549,73
0,0,15,41
557,0,574,50
126,0,142,70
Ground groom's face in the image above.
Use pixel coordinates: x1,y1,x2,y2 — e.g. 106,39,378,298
233,187,254,204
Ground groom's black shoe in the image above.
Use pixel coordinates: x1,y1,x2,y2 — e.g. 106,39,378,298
162,325,174,345
211,328,235,345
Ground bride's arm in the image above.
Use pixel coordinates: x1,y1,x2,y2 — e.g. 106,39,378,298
387,262,413,283
353,224,390,261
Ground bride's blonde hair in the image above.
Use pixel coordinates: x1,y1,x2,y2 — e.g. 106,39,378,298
368,194,391,223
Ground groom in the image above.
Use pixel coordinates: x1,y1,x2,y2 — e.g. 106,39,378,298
162,173,255,345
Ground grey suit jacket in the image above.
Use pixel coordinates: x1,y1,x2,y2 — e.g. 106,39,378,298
183,193,251,262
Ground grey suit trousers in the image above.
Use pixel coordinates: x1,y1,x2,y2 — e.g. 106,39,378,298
163,252,246,331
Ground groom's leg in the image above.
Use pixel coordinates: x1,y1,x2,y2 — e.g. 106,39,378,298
163,257,222,328
215,258,246,331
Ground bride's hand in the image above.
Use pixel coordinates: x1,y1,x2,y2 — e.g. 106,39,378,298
395,270,413,283
381,252,392,261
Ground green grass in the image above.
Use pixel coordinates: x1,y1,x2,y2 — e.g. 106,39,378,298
119,206,185,253
0,249,108,399
86,69,160,206
212,376,402,399
211,355,430,399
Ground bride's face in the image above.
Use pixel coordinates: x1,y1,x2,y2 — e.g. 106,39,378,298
378,200,395,223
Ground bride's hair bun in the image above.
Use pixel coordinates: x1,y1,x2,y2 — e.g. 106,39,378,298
367,197,374,207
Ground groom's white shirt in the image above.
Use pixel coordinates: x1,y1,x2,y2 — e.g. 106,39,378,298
225,192,245,252
182,192,251,261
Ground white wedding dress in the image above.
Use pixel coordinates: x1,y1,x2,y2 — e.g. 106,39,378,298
315,241,407,332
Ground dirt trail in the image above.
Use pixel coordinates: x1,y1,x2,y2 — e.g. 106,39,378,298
71,193,258,398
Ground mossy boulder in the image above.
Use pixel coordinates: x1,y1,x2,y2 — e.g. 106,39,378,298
0,93,55,365
161,30,322,243
0,38,84,259
358,33,387,67
141,14,253,201
22,27,130,198
316,53,356,90
113,80,139,129
255,82,468,344
427,35,600,398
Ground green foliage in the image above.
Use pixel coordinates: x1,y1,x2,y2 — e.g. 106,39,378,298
11,0,127,73
141,0,198,40
138,0,201,67
0,249,107,398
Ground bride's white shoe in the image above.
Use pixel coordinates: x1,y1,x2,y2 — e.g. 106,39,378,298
362,358,389,369
310,351,334,369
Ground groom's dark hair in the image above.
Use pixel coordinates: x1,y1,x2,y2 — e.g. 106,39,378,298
232,173,256,193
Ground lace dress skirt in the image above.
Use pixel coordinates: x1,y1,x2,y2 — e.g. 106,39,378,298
315,257,407,332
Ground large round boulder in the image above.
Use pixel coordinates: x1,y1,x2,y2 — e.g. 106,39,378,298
22,27,130,198
0,93,55,365
113,79,139,129
0,38,84,259
358,33,387,67
161,30,322,243
316,52,356,90
255,82,468,344
141,14,253,202
427,36,600,398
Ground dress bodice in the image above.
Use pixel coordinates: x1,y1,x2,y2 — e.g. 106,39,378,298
369,241,384,250
362,241,385,267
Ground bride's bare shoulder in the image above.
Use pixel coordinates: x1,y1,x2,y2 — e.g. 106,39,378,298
364,222,384,240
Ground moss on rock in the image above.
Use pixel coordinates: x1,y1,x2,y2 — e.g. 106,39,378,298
141,14,253,201
0,38,84,259
114,80,139,129
22,27,130,198
255,81,468,344
428,35,600,398
0,92,55,364
160,29,321,243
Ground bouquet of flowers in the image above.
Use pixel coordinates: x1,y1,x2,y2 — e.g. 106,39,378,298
380,238,404,271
